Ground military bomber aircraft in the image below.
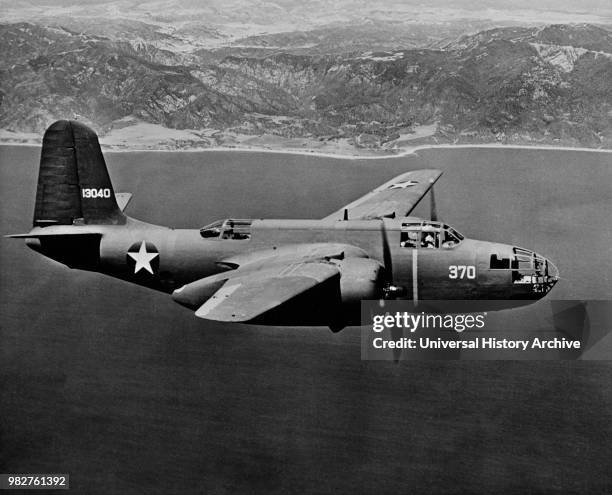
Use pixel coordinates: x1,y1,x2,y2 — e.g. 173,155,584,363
9,121,560,331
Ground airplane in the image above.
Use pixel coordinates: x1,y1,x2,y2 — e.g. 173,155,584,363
8,120,560,331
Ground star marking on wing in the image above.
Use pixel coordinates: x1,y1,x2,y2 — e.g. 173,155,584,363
128,240,159,274
388,180,419,189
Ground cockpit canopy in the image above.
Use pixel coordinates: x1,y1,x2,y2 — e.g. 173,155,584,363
400,220,464,249
200,219,252,240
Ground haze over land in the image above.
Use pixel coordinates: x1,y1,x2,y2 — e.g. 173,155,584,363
1,1,611,152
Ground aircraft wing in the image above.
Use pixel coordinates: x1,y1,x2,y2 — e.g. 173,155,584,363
322,169,442,221
173,261,339,322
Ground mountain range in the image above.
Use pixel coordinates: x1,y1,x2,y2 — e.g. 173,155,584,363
1,19,611,150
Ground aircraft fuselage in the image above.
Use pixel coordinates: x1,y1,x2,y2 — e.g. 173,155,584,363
26,217,559,323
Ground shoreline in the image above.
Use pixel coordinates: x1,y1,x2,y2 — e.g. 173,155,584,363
2,141,611,160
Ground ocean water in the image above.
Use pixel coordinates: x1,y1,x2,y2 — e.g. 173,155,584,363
1,145,611,493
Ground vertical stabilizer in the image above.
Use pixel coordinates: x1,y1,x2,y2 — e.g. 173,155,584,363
33,120,125,226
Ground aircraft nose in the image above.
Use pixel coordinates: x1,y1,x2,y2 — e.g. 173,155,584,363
509,246,559,299
546,258,560,282
538,254,560,295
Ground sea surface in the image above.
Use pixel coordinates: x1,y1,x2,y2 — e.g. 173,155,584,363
1,145,611,493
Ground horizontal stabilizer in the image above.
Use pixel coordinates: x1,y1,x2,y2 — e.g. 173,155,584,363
115,193,132,212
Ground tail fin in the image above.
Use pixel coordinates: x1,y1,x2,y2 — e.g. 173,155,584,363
33,120,125,226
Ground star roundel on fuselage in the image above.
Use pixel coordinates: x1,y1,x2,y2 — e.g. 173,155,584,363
126,240,160,275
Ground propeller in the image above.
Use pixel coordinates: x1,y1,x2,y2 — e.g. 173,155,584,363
380,219,404,300
379,218,406,363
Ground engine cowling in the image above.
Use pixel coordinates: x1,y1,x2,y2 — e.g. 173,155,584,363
335,257,385,305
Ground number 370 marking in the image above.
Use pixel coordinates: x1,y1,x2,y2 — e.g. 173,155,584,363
449,265,476,279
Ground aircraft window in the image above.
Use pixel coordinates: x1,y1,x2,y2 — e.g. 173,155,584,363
511,247,548,284
533,257,545,275
200,219,252,240
421,230,438,249
400,230,420,248
444,225,464,241
400,222,463,249
421,223,440,248
490,254,510,269
442,227,462,249
421,221,442,230
200,220,224,238
400,222,421,248
513,255,532,271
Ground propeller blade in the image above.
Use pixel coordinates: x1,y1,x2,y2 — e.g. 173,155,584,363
430,186,438,221
380,219,393,285
380,219,407,300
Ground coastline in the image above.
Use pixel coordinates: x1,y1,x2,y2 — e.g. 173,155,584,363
3,120,610,159
2,140,611,160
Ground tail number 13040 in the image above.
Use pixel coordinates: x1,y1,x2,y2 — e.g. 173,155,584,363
449,265,476,279
82,188,111,199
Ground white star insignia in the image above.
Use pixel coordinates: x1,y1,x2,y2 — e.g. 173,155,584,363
128,240,159,274
388,180,419,189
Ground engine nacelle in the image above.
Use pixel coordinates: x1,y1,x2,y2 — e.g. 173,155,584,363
335,257,384,305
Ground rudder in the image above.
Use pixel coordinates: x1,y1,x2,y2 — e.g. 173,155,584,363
34,120,125,226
